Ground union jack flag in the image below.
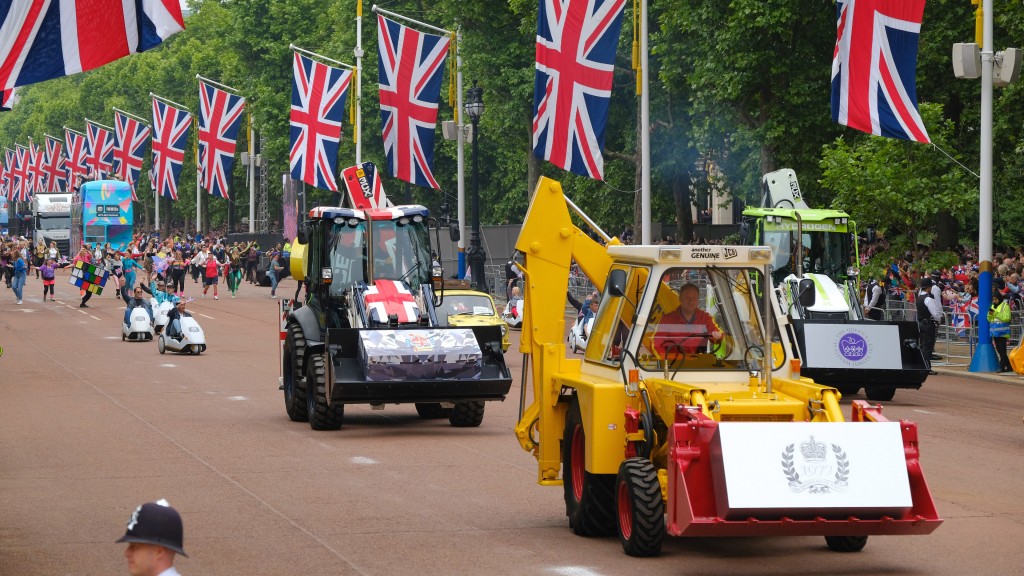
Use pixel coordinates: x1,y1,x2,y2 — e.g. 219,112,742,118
112,111,152,200
290,52,352,192
0,155,8,200
26,139,46,195
150,97,192,201
43,135,67,193
85,120,115,179
1,88,16,111
12,145,29,201
831,0,930,143
64,128,89,190
0,1,184,91
2,148,13,199
363,279,420,324
377,15,450,190
198,81,246,200
532,0,627,181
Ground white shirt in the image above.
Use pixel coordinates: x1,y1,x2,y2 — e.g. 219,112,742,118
919,291,943,322
156,567,181,576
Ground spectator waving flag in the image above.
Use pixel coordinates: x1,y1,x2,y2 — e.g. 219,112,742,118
831,0,930,143
198,81,246,200
112,110,152,200
290,51,353,192
377,15,450,190
0,1,184,91
150,97,191,201
43,135,67,193
85,119,115,179
64,127,89,190
532,0,627,181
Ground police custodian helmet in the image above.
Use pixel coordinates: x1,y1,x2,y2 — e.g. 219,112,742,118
115,499,187,556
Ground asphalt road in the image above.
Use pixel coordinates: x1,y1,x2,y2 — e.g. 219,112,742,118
1,272,1022,575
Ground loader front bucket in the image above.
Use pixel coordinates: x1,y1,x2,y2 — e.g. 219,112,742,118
323,324,512,404
666,405,942,538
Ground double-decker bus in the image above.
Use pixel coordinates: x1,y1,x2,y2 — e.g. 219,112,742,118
71,180,134,252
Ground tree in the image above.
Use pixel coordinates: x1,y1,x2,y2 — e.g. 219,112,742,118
819,103,976,255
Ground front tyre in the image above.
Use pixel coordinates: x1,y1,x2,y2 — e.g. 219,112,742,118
283,323,309,422
865,385,896,402
448,401,484,427
563,397,616,536
415,403,450,419
306,354,344,431
616,457,665,557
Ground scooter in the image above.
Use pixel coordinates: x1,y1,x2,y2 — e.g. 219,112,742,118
122,306,154,341
151,299,173,335
502,298,524,329
157,313,207,355
567,313,595,354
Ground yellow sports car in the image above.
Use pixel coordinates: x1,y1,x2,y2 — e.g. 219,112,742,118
437,289,510,352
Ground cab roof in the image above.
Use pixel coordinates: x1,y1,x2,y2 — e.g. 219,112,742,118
308,205,429,222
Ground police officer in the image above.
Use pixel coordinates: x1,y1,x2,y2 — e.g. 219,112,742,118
864,275,886,321
917,277,943,367
116,499,187,576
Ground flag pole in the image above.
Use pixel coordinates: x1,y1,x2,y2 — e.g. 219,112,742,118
195,117,201,234
355,0,363,164
84,118,115,132
640,0,651,244
371,4,450,35
456,27,466,279
150,93,192,112
63,126,85,137
112,107,148,124
196,74,241,95
289,44,355,69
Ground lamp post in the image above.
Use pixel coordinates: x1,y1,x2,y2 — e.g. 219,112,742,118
465,81,488,293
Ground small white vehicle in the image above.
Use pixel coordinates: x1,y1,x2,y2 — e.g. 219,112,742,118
151,299,173,335
122,306,154,341
502,298,524,329
566,312,595,353
157,314,206,355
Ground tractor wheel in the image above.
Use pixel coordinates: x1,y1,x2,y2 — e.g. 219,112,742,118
562,397,616,537
616,457,665,557
835,385,860,397
448,401,485,427
825,535,868,552
865,385,896,402
282,323,309,422
306,354,344,430
415,403,450,419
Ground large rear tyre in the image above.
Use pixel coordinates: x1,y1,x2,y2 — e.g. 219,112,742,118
563,397,616,536
306,354,344,430
448,401,485,427
616,457,665,557
283,323,309,422
415,402,450,419
825,535,868,552
865,386,896,402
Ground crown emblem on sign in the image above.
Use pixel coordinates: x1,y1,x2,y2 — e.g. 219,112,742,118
800,436,827,462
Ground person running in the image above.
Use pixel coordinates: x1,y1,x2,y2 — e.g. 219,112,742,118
268,252,283,298
121,252,144,295
168,250,187,297
245,244,259,284
39,257,57,301
73,247,94,308
201,250,223,300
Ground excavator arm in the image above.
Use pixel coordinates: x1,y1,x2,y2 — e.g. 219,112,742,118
513,177,618,484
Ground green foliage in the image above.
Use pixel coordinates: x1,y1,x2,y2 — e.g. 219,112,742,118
819,103,976,250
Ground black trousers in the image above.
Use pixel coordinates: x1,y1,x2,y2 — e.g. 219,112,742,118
918,319,937,361
993,336,1011,371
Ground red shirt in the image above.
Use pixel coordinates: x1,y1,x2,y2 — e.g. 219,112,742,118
652,308,720,356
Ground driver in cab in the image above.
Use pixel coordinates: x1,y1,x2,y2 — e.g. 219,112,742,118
652,283,723,357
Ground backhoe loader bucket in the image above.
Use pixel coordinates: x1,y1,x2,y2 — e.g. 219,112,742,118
665,402,942,539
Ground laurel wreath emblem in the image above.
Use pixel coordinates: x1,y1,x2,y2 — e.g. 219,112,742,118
781,444,799,484
832,443,849,484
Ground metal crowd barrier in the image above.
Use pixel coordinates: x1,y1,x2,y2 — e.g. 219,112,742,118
882,299,1024,367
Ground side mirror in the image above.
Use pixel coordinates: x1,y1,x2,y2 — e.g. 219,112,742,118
296,222,310,245
607,269,627,297
739,221,751,244
798,278,816,308
449,222,460,242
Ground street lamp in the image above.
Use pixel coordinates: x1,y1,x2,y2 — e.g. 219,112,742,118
465,81,488,293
